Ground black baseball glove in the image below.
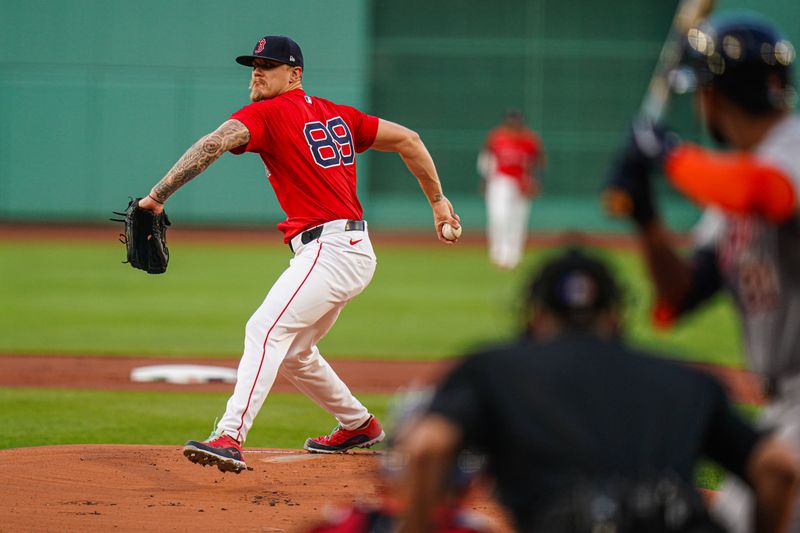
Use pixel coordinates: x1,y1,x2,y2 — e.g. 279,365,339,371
603,117,679,226
112,198,171,274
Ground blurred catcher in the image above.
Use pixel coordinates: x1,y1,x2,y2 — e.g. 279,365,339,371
604,13,800,532
305,388,493,533
124,34,461,473
397,248,799,532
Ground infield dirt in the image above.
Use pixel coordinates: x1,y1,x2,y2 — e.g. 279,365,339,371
0,444,511,532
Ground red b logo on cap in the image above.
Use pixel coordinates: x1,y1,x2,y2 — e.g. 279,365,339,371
255,38,266,53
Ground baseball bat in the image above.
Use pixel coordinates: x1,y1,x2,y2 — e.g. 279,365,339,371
604,0,716,218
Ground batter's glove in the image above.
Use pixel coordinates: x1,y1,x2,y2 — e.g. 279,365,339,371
111,198,171,274
603,117,679,226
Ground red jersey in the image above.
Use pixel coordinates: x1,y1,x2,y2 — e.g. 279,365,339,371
229,88,379,242
484,127,542,187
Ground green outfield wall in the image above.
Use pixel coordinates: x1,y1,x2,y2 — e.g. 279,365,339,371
1,0,797,232
0,0,370,227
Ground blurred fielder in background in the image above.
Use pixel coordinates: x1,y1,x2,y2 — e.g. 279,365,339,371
397,249,799,532
605,13,800,532
135,34,461,473
478,109,546,270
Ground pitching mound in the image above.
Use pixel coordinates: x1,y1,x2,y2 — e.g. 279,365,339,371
0,444,510,532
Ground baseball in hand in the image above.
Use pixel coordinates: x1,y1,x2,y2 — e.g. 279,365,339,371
442,223,462,241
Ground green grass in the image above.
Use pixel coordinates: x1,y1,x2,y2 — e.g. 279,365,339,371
0,237,754,493
0,387,391,450
0,239,743,365
0,387,735,490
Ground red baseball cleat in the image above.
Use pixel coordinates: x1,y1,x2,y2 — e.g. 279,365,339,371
183,433,247,473
304,415,385,453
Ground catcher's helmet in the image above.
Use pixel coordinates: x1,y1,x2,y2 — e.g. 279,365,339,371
681,14,796,113
527,248,621,327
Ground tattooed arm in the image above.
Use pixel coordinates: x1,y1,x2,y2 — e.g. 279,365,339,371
138,119,250,213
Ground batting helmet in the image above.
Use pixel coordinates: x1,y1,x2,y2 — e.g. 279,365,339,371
681,14,796,113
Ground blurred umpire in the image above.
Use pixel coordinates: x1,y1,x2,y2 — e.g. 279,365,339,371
604,12,800,532
397,249,799,532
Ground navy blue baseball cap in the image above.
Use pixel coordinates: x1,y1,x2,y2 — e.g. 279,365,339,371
528,248,621,325
236,35,303,68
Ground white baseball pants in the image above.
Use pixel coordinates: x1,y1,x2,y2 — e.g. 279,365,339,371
217,220,377,443
486,176,530,270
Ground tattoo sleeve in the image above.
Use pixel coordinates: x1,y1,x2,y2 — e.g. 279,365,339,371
150,119,250,203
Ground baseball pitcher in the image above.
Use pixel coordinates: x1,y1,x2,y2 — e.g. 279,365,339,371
132,35,461,473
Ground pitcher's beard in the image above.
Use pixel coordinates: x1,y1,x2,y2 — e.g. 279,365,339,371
249,81,266,102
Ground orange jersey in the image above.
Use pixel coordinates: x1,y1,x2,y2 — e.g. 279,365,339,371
658,115,800,378
665,144,797,222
